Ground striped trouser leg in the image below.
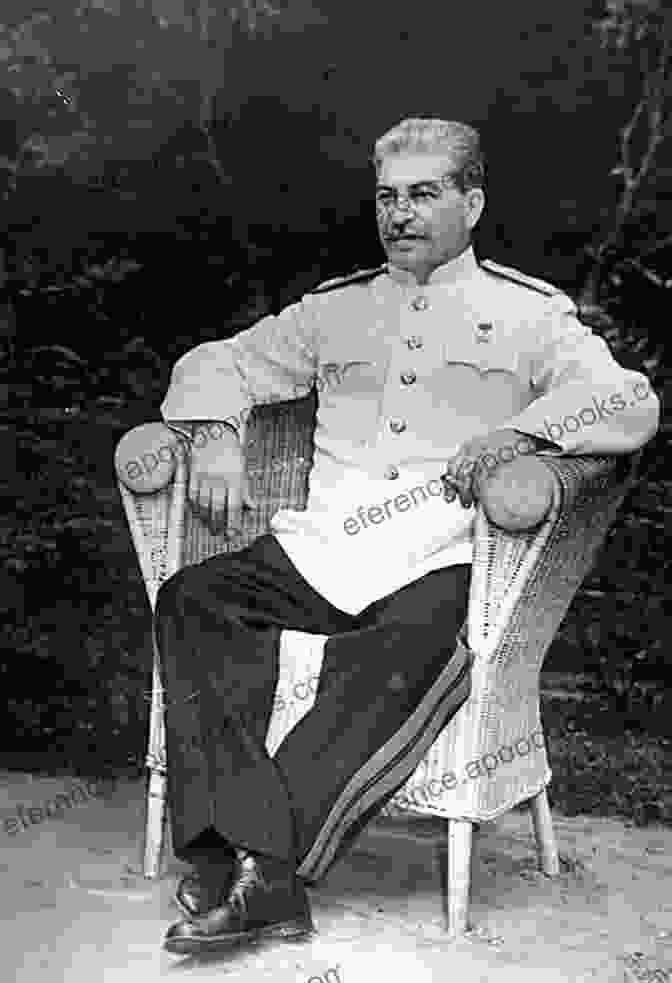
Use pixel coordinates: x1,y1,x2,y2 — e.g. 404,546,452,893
272,564,472,882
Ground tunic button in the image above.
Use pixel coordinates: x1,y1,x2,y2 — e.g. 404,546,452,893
384,466,400,480
389,418,407,434
406,336,424,350
411,296,429,311
400,371,417,385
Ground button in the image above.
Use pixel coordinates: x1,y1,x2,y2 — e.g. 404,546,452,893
400,371,417,385
384,466,400,480
411,296,429,311
405,336,424,350
389,418,407,434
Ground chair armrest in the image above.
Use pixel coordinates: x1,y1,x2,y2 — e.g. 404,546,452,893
537,451,639,520
447,452,641,819
114,422,186,494
468,452,640,663
116,395,318,604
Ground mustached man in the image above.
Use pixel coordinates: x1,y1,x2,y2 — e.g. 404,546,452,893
156,118,658,956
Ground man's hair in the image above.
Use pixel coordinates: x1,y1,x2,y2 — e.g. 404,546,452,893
373,118,485,193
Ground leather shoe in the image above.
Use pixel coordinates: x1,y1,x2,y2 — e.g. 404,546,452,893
174,845,237,919
164,850,314,955
174,868,233,920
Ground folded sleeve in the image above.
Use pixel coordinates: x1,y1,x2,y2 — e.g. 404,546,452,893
160,298,319,440
503,293,660,455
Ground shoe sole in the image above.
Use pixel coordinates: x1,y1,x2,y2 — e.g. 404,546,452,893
164,917,315,955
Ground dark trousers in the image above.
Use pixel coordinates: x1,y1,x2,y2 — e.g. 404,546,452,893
154,533,471,883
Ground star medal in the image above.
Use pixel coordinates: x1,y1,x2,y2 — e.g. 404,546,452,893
475,322,493,343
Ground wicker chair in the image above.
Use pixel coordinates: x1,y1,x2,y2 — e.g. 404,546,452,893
116,392,637,937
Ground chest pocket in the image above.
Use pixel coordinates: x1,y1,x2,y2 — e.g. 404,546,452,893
441,338,520,378
317,341,389,398
437,339,530,424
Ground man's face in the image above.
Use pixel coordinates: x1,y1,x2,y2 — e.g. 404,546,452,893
375,152,485,282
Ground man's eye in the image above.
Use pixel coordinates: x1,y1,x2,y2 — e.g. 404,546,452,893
412,189,438,202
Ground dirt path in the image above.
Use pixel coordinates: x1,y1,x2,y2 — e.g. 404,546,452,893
1,770,670,982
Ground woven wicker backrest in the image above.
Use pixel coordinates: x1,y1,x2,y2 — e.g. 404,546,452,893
181,392,318,567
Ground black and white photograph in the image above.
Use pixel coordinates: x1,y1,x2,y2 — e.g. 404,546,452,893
0,1,669,980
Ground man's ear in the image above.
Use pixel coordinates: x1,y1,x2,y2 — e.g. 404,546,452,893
465,188,485,230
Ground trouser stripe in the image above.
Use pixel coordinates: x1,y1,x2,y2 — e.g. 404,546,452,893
297,633,473,881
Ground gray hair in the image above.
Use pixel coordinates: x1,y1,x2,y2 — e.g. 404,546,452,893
373,118,485,192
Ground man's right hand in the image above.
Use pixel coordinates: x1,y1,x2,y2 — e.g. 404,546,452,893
188,425,257,534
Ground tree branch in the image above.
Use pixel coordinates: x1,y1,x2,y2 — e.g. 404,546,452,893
186,1,281,186
639,231,672,256
618,257,671,288
619,96,646,192
595,16,671,263
184,1,228,186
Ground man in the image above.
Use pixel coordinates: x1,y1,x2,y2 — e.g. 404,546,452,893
155,118,659,956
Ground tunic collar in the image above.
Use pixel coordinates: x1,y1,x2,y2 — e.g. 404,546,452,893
386,245,479,288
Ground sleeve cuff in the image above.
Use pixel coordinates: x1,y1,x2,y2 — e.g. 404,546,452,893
513,428,563,453
165,420,241,443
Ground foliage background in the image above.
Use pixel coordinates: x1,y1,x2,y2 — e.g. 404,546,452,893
1,0,669,821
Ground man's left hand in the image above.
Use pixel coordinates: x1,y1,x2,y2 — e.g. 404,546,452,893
441,429,540,508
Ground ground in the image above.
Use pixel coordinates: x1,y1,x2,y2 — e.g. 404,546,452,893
1,770,670,983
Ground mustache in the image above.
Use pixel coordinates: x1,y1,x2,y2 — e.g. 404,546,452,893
383,232,426,241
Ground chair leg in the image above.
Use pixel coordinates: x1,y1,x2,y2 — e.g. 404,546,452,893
444,819,473,938
142,647,168,879
143,767,167,878
529,788,559,876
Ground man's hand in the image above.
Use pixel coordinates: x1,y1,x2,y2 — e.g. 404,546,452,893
188,426,257,534
441,429,540,508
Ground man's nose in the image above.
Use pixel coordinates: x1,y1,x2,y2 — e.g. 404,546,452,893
391,197,414,217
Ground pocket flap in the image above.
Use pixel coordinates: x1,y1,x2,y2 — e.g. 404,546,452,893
442,339,519,378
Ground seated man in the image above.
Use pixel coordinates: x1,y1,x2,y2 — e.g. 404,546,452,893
155,117,659,956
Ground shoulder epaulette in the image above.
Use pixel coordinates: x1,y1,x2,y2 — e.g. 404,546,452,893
310,265,387,294
480,259,561,297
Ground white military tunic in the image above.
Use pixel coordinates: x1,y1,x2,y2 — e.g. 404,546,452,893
161,246,659,614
